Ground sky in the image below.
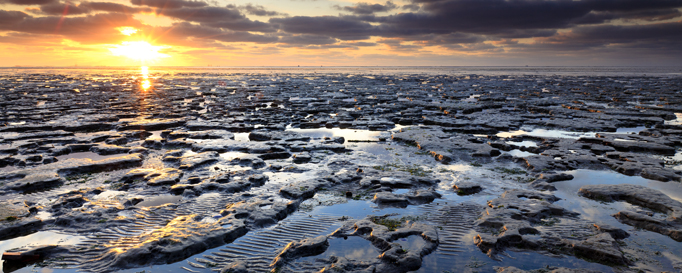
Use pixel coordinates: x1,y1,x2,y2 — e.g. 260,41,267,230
0,0,681,66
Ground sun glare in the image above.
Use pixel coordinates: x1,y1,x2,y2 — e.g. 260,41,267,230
109,41,170,62
117,27,138,36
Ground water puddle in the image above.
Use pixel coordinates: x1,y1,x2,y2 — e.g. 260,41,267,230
497,129,596,139
219,151,251,161
146,130,163,140
417,228,616,272
0,231,86,272
394,235,426,250
506,140,538,147
393,189,410,195
299,191,426,219
286,128,386,142
136,195,182,207
55,152,124,162
92,190,127,201
461,94,481,103
664,113,682,125
183,150,198,157
502,149,536,158
552,169,682,272
442,164,473,172
555,169,682,203
34,211,53,221
615,126,646,134
0,165,17,173
234,133,250,142
299,236,380,262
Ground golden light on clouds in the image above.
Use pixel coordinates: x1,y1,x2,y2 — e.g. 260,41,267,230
109,41,170,62
117,27,139,36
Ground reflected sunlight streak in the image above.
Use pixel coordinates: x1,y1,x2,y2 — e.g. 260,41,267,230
141,66,151,91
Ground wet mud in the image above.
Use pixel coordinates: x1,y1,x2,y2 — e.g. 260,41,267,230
0,67,681,272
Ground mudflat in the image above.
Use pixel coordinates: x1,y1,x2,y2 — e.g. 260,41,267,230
0,67,681,273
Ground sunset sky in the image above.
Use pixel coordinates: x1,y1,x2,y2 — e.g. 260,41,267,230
1,0,681,66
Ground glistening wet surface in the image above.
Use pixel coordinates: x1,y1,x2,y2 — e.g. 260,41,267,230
1,67,681,273
136,195,183,207
299,236,380,262
55,152,127,162
0,232,86,272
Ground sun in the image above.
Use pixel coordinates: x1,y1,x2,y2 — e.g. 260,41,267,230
109,41,170,62
109,27,170,63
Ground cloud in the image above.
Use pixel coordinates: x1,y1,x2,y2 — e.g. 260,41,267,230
26,1,153,16
150,22,278,44
401,4,419,11
155,6,276,32
270,16,376,40
82,2,152,14
0,31,60,45
280,34,337,45
129,0,207,9
571,9,682,25
237,3,287,17
369,0,682,38
0,11,142,44
0,10,29,25
2,0,682,64
545,21,682,48
333,1,397,15
38,2,93,15
0,0,56,5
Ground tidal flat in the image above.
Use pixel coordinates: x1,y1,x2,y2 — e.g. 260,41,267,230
1,66,681,273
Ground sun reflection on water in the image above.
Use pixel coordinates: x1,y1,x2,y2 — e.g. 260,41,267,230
141,66,151,90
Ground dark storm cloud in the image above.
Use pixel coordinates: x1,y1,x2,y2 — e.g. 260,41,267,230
130,0,207,9
0,0,56,5
571,9,682,25
333,1,397,15
561,21,682,46
376,0,682,36
507,21,682,56
270,16,376,40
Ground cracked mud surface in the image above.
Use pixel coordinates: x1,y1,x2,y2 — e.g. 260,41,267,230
1,67,681,273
